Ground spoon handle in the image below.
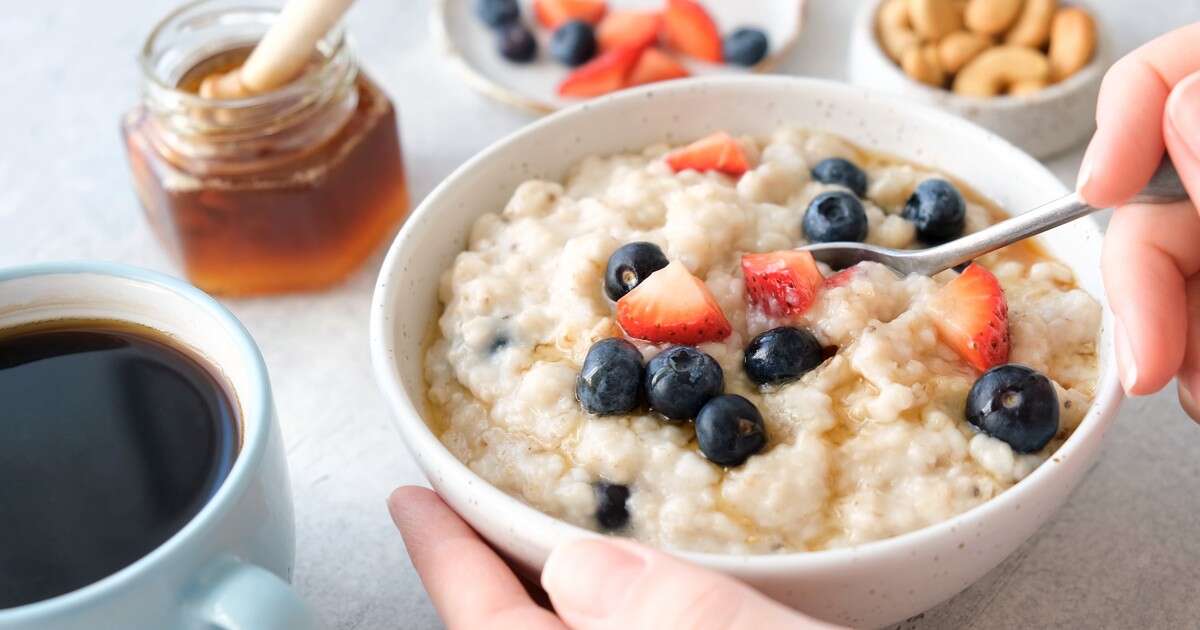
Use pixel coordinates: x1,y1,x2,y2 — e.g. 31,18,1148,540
922,156,1187,273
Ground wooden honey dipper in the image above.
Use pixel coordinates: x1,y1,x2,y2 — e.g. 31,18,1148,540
200,0,356,99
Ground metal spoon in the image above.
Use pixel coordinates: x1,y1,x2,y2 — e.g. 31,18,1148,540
799,157,1188,276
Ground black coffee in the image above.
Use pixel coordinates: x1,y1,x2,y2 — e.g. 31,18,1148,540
0,320,239,609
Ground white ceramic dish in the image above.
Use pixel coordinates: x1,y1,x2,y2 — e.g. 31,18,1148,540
848,0,1107,159
434,0,805,114
369,76,1122,628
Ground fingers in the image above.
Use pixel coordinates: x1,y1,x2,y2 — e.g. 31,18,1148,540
387,486,566,630
1078,22,1200,207
1102,201,1200,395
1176,275,1200,423
1165,71,1200,205
541,538,842,630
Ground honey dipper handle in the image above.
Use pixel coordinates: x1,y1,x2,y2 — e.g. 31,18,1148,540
238,0,356,93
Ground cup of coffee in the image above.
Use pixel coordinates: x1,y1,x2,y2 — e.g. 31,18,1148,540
0,262,314,630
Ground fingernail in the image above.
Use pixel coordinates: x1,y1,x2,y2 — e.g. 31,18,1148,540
1167,71,1200,157
1178,381,1200,423
1076,142,1095,193
1115,318,1139,395
542,539,645,619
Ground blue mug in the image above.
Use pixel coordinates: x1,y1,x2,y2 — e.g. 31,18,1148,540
0,262,316,630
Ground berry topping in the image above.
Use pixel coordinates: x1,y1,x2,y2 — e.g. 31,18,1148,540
605,242,669,301
662,0,722,62
550,20,598,66
576,338,644,415
644,345,724,420
823,263,861,288
810,157,868,198
966,364,1059,453
740,250,824,318
722,27,770,66
594,481,631,530
475,0,520,28
497,24,538,62
557,46,641,97
616,261,732,345
533,0,607,30
902,179,966,244
664,132,750,177
802,191,869,243
628,47,690,86
695,394,768,467
743,327,824,386
596,10,662,52
927,263,1009,372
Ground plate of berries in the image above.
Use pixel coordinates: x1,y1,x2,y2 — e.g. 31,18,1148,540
434,0,806,113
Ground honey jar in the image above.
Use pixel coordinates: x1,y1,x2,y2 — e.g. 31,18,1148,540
123,0,408,295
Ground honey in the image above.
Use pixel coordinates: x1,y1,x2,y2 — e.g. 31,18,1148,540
123,2,408,295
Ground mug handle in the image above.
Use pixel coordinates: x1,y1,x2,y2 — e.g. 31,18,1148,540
188,556,318,630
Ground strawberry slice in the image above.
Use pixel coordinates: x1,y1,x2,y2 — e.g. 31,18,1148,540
741,250,825,318
628,47,690,85
823,264,861,288
557,46,641,98
597,10,662,52
533,0,607,29
927,263,1010,372
616,261,732,345
664,132,750,177
662,0,722,63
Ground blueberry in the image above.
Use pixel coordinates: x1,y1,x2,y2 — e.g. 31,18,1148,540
550,20,597,67
475,0,519,28
743,327,824,386
497,24,537,63
695,395,768,467
576,338,644,415
811,158,868,198
902,179,966,245
723,27,769,66
645,346,723,420
604,242,669,301
966,364,1059,453
802,191,869,243
594,481,630,530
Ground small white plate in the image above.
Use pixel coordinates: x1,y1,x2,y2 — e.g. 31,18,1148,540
434,0,806,114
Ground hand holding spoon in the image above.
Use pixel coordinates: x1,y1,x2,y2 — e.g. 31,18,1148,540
800,157,1187,275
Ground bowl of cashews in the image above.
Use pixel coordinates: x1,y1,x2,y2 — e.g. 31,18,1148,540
849,0,1107,158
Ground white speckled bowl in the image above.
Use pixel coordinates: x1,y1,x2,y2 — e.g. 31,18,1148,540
369,76,1122,628
848,0,1108,159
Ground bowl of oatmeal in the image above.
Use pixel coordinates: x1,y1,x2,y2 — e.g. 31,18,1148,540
369,76,1120,627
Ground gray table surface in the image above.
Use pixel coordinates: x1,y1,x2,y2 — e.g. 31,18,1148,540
2,0,1199,628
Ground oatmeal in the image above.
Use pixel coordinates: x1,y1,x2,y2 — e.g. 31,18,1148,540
424,128,1101,553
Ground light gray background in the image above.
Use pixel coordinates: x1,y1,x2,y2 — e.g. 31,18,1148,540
1,1,1198,628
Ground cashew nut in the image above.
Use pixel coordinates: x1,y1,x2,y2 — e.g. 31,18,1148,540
907,0,962,41
953,45,1050,97
1048,7,1096,81
902,44,947,87
1004,0,1057,48
1008,77,1048,96
964,0,1023,36
877,0,920,62
938,30,991,74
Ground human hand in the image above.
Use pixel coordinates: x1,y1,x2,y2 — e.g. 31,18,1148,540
387,486,842,630
1079,22,1200,418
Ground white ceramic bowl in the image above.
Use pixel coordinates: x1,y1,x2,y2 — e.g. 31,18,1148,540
848,0,1108,159
369,76,1121,628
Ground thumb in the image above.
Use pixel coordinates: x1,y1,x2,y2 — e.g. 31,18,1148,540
541,538,841,630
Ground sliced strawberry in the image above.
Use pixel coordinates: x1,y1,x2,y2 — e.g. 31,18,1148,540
616,261,731,345
741,250,825,318
823,265,861,288
664,132,750,177
628,47,690,85
533,0,607,29
927,263,1010,372
662,0,722,63
557,46,641,98
597,10,662,52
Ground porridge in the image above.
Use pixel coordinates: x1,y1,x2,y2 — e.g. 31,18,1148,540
423,128,1101,553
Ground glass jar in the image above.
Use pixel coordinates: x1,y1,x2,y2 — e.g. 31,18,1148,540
123,0,409,296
